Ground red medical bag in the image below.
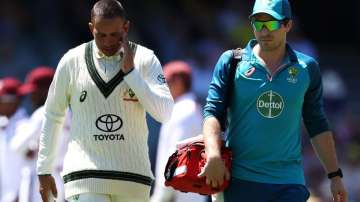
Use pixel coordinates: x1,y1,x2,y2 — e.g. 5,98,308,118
164,139,232,195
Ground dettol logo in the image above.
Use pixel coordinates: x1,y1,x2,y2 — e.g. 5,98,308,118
256,90,284,118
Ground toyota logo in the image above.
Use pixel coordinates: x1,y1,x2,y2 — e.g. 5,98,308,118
95,114,123,132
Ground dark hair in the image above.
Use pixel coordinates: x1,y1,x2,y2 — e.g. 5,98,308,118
282,18,290,25
91,0,127,21
173,73,192,92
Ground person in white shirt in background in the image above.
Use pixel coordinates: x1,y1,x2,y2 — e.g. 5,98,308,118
36,0,174,202
11,67,70,202
0,77,28,202
151,61,208,202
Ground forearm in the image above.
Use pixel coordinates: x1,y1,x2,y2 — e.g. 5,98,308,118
203,116,223,158
310,131,340,173
124,68,174,122
37,63,69,174
37,111,66,174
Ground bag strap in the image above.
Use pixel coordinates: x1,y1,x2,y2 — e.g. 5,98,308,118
227,48,243,102
223,48,243,131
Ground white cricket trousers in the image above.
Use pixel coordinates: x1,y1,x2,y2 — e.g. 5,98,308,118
67,193,149,202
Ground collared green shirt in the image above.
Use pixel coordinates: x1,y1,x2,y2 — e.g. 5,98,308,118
203,39,330,184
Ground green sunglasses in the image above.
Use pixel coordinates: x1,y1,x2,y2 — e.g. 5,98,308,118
251,20,283,32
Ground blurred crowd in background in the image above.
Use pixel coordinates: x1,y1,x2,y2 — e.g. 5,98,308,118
0,0,359,202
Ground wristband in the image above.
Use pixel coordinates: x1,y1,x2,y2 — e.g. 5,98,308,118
327,168,343,179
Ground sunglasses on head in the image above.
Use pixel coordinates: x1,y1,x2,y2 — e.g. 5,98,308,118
251,20,284,32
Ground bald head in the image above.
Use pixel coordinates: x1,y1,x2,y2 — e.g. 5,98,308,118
91,0,127,21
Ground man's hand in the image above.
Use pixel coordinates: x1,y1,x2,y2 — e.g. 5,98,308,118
121,33,134,74
198,156,230,188
330,177,348,202
38,175,57,202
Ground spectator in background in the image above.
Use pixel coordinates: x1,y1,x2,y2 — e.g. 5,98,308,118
151,61,207,202
322,69,347,128
0,77,28,202
10,67,69,202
